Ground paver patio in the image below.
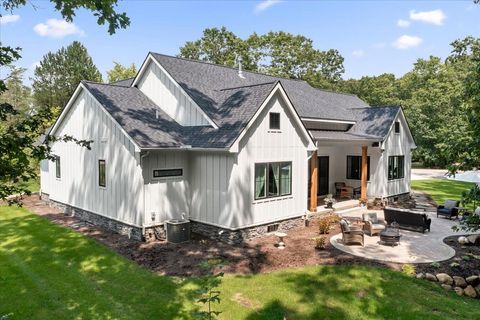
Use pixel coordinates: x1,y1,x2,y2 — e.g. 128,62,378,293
331,208,474,263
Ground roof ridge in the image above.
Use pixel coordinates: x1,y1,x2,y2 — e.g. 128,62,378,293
109,77,135,85
312,86,361,98
150,52,309,83
218,81,278,91
82,80,134,89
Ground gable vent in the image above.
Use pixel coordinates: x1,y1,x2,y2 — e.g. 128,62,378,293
236,55,245,79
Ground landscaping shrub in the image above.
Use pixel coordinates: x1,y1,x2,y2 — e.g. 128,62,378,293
312,236,327,250
402,264,416,277
318,214,340,234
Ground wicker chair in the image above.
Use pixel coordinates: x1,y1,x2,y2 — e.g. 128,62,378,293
340,219,364,246
437,200,460,219
335,182,346,197
362,212,386,236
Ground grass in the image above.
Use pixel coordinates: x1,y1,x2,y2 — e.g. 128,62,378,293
411,179,475,210
1,206,479,319
19,178,40,193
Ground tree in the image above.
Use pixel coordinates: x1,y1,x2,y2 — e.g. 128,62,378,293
178,27,345,87
32,41,102,120
337,73,400,106
0,1,129,203
107,62,137,82
0,66,32,114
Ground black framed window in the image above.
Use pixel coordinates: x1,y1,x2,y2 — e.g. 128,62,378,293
388,156,405,180
346,156,370,180
55,156,61,179
153,168,183,178
269,112,280,130
255,162,292,200
394,121,400,134
98,160,106,187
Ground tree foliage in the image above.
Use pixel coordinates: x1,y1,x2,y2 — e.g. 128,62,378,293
0,0,128,203
107,62,137,83
179,27,344,88
32,41,102,120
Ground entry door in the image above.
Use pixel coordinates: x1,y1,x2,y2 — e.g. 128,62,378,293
317,156,329,196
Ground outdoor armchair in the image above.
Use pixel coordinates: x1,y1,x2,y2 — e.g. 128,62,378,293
340,219,364,246
437,200,460,219
362,212,386,236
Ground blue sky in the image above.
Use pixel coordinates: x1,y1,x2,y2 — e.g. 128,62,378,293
2,1,479,83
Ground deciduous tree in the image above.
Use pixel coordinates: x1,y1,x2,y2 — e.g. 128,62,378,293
107,62,137,83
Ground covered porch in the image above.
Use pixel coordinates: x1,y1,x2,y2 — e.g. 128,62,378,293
307,136,382,212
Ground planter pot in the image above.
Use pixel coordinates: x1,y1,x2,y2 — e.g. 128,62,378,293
325,203,333,209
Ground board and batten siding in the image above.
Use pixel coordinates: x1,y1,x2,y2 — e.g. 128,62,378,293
136,60,210,126
189,93,310,229
381,111,414,197
40,90,144,227
142,150,190,226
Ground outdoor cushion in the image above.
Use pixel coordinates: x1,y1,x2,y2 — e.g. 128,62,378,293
437,208,452,215
371,223,386,231
363,213,378,224
474,207,480,216
444,200,457,209
340,219,350,232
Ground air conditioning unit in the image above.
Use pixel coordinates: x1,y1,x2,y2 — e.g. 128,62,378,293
165,219,190,243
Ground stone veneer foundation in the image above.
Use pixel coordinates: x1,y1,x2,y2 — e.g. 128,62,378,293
40,191,412,244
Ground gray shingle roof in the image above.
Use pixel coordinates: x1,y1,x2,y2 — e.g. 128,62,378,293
82,80,277,148
150,53,368,122
74,54,402,149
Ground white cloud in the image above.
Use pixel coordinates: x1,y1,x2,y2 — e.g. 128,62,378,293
392,35,423,49
397,19,410,27
352,49,365,57
0,14,20,25
33,19,85,38
254,0,283,14
409,9,446,25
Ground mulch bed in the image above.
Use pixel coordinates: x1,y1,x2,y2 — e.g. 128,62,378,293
19,194,479,278
415,235,480,278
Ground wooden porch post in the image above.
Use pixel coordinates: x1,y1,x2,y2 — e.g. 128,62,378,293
361,145,368,202
310,151,318,212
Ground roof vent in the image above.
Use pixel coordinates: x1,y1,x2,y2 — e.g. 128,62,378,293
236,54,245,79
155,109,159,119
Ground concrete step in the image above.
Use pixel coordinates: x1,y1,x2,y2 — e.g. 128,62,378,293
336,206,367,216
332,199,360,212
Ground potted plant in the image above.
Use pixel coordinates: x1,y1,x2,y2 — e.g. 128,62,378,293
324,194,336,209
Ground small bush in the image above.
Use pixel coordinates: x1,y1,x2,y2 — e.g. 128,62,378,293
312,236,327,249
318,214,341,234
461,255,471,261
402,264,416,277
430,262,441,269
450,262,460,268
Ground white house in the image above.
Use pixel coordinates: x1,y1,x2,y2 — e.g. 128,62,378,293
40,53,416,243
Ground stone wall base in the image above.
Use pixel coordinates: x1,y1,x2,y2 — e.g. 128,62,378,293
190,215,309,245
41,193,145,241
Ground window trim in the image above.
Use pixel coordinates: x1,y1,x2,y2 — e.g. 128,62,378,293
55,155,61,179
152,168,184,180
388,155,405,180
269,112,280,130
98,159,106,188
394,121,400,134
346,155,370,181
254,161,292,200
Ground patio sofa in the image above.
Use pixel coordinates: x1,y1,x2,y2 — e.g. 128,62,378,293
383,208,431,233
436,200,460,219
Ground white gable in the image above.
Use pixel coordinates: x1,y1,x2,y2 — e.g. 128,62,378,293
134,56,215,127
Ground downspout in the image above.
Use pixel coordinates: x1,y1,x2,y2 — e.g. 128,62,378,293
140,151,150,236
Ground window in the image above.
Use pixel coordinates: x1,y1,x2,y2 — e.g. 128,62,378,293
346,156,370,180
394,121,400,134
55,156,61,179
98,160,106,187
267,224,279,233
153,168,183,178
254,162,292,200
388,156,405,180
269,112,280,130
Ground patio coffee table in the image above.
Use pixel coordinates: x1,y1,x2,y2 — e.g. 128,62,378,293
380,228,401,246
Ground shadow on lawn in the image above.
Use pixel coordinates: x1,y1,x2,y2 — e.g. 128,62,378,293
0,212,193,319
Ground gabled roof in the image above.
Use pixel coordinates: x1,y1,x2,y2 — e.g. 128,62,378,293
82,80,280,149
149,53,368,123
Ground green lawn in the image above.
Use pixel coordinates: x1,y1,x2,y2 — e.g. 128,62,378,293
19,178,40,193
1,206,479,320
411,179,475,210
